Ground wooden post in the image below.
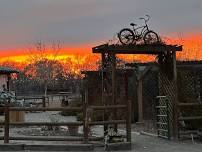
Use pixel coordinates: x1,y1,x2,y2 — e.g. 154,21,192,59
137,79,143,122
126,100,131,142
4,104,10,143
125,72,132,142
124,71,128,102
172,51,179,140
7,74,11,91
101,53,107,135
42,96,46,108
111,53,117,132
83,82,89,143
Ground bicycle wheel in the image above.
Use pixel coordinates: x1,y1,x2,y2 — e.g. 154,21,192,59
118,28,135,45
143,30,159,44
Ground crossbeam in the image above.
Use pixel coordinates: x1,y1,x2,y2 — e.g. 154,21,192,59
92,44,182,54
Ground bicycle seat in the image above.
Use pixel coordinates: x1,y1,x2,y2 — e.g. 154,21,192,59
130,23,137,26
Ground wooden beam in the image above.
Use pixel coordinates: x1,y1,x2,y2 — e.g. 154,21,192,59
137,79,143,122
126,100,131,142
172,51,179,140
89,120,126,125
179,116,202,121
111,53,118,132
0,122,83,126
178,103,202,106
4,105,9,143
0,136,103,141
89,105,126,110
83,85,89,143
92,44,182,54
0,107,83,111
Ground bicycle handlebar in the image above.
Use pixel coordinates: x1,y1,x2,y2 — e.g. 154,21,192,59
139,15,150,23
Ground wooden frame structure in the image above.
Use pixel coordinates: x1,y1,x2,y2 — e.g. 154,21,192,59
82,70,133,143
92,43,182,140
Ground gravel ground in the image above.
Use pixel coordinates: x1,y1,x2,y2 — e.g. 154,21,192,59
132,132,202,152
0,111,104,145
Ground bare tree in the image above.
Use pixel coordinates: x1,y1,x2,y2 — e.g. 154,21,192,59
25,41,63,96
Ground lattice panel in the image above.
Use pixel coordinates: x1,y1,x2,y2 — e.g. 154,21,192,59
178,70,201,103
158,70,175,136
177,68,202,138
142,70,158,121
156,96,171,139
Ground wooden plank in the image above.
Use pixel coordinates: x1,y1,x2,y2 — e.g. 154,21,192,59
178,103,202,106
89,105,126,110
83,86,88,143
137,79,143,122
4,105,9,143
172,51,179,140
126,100,131,142
0,136,103,141
0,107,83,111
92,44,182,54
178,116,202,121
156,106,166,108
157,129,168,132
157,115,167,117
111,53,118,132
89,120,126,125
0,122,83,126
42,96,46,108
16,96,43,100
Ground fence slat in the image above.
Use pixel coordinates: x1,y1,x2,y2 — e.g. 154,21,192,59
0,122,83,126
178,116,202,121
89,120,126,125
0,107,82,111
89,105,126,110
0,136,104,141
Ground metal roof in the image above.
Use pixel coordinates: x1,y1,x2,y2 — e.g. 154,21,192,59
0,67,19,74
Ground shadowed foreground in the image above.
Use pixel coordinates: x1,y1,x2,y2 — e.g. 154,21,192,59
2,132,202,152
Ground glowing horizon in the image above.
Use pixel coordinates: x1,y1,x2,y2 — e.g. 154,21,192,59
0,34,202,72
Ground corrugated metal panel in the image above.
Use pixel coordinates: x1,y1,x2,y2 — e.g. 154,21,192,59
0,67,19,74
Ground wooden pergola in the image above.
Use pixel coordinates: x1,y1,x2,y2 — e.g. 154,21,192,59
92,43,182,140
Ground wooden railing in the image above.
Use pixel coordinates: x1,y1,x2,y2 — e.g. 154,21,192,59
0,102,131,144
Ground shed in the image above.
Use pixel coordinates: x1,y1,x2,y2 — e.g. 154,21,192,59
0,67,19,91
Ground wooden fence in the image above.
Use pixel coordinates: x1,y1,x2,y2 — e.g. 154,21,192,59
0,102,131,144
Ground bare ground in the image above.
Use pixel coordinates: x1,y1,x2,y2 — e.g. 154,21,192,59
1,99,202,151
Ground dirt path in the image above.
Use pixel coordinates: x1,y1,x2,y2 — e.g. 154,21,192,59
132,133,202,152
3,133,202,152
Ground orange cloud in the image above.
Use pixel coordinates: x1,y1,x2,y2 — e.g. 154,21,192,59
0,34,202,72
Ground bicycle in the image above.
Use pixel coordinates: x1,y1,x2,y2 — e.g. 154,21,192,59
118,15,159,45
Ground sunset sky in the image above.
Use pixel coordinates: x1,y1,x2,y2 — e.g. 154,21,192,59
0,0,202,67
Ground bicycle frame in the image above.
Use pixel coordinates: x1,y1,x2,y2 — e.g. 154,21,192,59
132,25,148,39
131,15,150,39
